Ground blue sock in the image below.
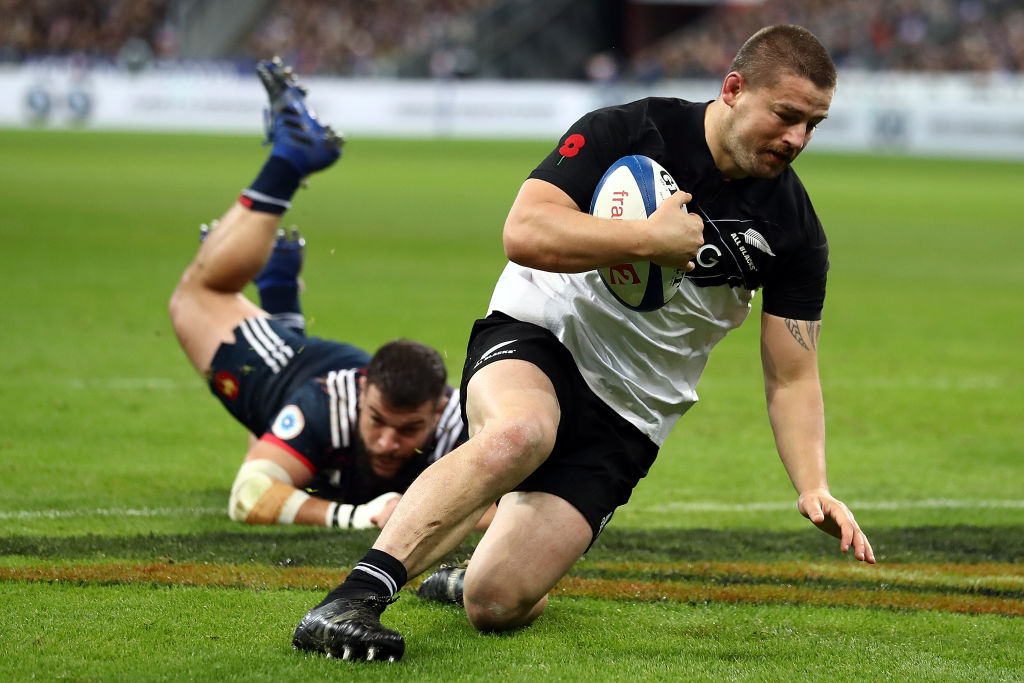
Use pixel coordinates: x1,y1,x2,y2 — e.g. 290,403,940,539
254,226,305,334
259,287,305,335
240,155,302,215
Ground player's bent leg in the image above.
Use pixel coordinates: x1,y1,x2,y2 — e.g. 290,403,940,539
168,204,280,374
183,204,282,294
292,359,564,662
462,490,592,632
372,359,562,578
254,227,307,334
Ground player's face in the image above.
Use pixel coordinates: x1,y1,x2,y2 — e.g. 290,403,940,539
357,383,441,478
719,72,833,179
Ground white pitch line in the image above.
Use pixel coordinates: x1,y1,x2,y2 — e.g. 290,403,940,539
706,374,1007,391
2,500,1023,521
0,506,223,520
65,378,192,390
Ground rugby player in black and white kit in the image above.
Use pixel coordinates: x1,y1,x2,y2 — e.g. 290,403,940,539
169,59,480,532
293,25,875,663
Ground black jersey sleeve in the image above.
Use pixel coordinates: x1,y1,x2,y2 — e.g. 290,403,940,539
529,102,653,211
761,240,829,320
759,183,829,321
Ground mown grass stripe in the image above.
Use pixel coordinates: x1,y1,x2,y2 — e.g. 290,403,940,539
553,576,1024,617
594,559,1024,579
0,563,342,590
3,561,1021,617
579,560,1024,595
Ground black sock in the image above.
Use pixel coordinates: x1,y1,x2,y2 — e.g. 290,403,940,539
239,155,302,215
317,549,408,606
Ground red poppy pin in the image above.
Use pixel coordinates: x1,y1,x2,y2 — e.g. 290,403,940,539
557,133,585,165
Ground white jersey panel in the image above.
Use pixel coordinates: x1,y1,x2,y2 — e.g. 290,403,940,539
488,262,754,445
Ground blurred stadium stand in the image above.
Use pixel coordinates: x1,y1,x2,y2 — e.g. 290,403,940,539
174,0,272,61
3,0,1023,158
2,0,1021,78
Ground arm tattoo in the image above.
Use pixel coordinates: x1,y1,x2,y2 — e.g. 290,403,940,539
784,319,821,351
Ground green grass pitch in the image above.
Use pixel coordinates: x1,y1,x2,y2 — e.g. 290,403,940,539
0,128,1022,680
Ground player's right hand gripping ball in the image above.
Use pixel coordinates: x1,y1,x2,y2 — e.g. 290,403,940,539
590,155,686,312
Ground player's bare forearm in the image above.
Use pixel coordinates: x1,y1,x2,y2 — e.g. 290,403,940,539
761,313,875,563
766,377,828,495
761,313,827,494
502,179,701,272
503,179,651,272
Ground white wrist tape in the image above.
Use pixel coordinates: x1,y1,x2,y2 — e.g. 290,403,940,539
328,503,356,528
325,492,401,529
276,489,310,524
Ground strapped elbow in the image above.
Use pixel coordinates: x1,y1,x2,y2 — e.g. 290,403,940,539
228,459,306,524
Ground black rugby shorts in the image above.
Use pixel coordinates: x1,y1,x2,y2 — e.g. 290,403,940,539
460,312,658,544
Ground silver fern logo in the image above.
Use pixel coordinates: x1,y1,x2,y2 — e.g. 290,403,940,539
737,229,776,256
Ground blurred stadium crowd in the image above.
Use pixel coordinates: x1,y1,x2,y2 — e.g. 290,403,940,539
243,0,489,77
640,0,1024,80
0,0,174,64
2,0,1021,78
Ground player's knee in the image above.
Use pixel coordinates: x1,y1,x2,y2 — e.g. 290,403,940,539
475,415,556,479
167,272,197,333
464,583,547,633
167,284,186,330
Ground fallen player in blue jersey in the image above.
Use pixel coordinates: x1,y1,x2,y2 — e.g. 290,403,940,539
169,58,493,532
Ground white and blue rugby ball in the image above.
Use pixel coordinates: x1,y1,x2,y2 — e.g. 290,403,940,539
590,155,686,312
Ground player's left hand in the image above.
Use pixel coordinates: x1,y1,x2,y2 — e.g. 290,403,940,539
797,488,876,564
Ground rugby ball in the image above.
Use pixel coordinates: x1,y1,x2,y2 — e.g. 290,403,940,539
590,155,686,312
